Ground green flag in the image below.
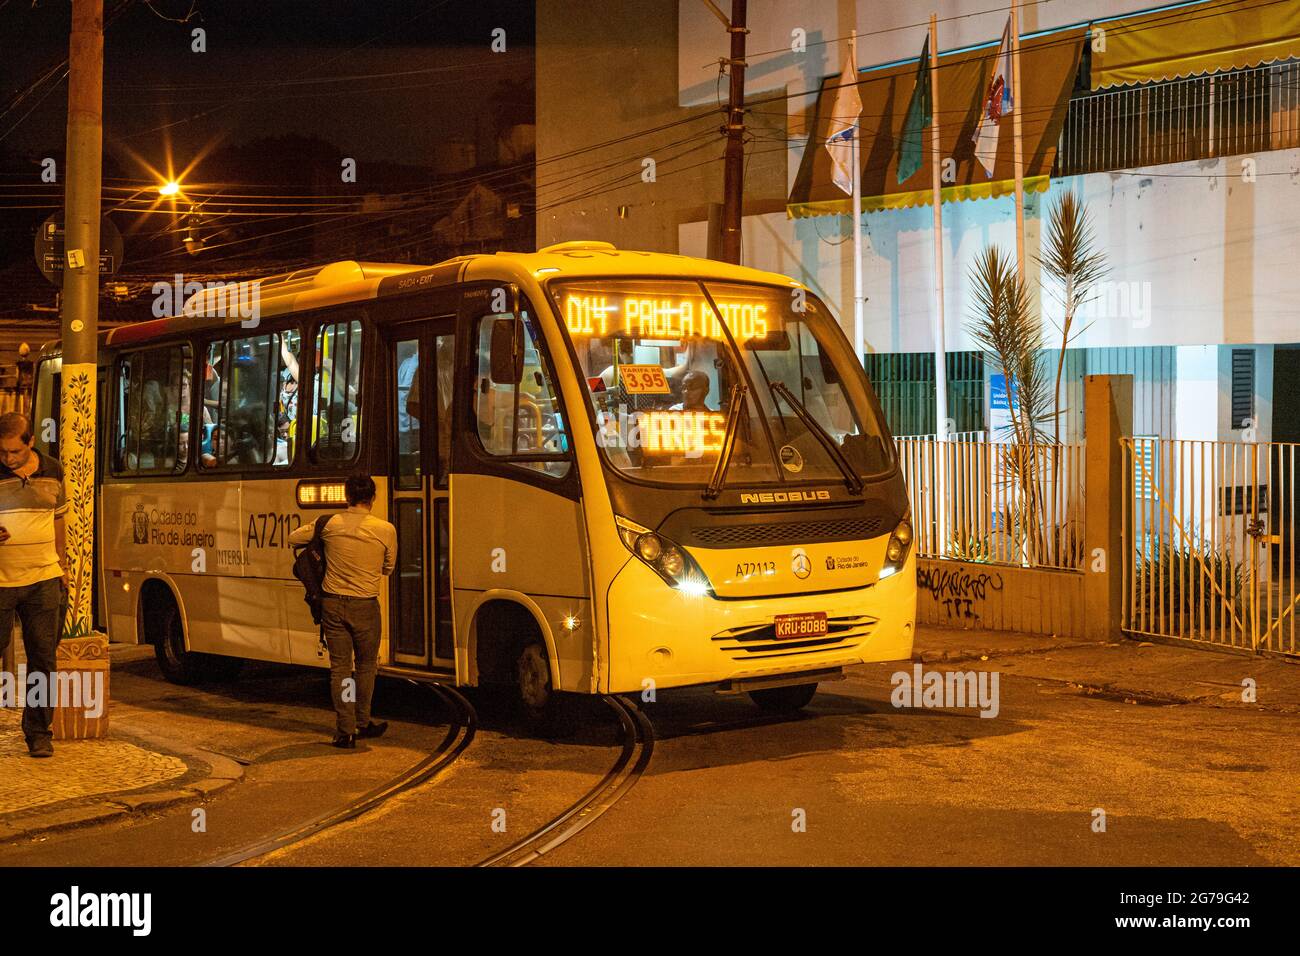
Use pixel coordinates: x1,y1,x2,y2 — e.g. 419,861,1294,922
897,36,931,184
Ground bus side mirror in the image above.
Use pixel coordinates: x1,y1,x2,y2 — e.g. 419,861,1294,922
489,318,523,385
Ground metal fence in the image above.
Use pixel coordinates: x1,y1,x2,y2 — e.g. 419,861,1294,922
864,351,985,437
1056,59,1300,176
898,438,1086,570
1122,438,1299,657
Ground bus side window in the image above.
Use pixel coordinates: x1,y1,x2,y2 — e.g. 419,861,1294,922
201,342,223,467
113,344,191,476
201,333,288,469
471,312,570,478
312,319,363,462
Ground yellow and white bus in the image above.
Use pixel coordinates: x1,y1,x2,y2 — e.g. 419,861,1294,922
33,242,916,716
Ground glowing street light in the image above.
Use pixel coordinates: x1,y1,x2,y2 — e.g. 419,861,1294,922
158,180,181,197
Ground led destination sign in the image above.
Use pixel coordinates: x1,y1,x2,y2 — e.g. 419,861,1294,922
563,293,774,341
597,407,728,457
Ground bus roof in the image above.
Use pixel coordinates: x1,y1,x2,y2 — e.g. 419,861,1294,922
43,243,804,355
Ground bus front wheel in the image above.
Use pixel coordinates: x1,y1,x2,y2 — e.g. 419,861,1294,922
153,599,207,686
749,682,817,713
515,641,553,720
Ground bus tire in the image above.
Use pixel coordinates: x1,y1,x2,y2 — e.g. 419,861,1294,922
748,682,817,713
515,640,553,718
514,641,573,735
151,593,207,686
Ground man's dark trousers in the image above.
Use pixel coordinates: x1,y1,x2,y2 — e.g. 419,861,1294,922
0,577,63,745
320,593,381,735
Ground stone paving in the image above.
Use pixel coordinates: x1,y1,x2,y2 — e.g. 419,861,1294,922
0,707,188,816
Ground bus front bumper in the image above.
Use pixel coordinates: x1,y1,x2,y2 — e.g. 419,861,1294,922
603,553,916,694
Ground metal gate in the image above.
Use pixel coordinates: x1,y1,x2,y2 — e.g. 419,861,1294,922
1122,438,1299,656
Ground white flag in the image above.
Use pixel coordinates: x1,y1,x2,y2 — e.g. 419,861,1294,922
825,44,863,196
972,19,1014,178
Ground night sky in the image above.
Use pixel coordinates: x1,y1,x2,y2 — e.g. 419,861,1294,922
0,0,535,268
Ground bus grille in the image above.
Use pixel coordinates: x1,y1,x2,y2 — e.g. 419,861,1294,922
692,517,882,546
711,614,876,660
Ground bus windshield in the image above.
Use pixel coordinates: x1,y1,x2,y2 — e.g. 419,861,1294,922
553,278,893,487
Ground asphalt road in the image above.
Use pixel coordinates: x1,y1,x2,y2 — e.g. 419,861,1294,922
2,647,1296,867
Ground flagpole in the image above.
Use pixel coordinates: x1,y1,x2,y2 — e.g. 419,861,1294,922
850,29,864,367
928,13,948,555
1011,0,1026,279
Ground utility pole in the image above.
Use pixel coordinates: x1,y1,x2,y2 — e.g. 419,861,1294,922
60,0,103,638
716,0,748,264
1010,0,1026,279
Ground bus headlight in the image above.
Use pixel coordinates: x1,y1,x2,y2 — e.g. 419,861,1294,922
635,533,663,563
615,515,713,594
879,510,913,580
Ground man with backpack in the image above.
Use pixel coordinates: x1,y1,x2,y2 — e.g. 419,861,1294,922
289,474,396,748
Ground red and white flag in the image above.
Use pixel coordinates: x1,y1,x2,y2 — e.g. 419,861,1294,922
972,19,1014,178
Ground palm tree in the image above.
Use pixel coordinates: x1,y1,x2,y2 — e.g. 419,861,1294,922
1037,191,1108,443
967,245,1052,564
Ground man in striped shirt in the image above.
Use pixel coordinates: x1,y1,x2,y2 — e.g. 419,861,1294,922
0,412,68,757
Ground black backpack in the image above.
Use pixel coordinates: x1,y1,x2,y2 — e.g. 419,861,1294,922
292,515,332,625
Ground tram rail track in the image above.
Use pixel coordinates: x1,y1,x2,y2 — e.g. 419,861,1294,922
203,681,476,867
476,694,653,867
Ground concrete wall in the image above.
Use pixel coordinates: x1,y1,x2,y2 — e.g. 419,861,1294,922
535,0,788,254
916,558,1087,637
538,2,1300,358
679,150,1300,356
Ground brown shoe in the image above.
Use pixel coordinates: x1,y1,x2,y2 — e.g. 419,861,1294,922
358,720,388,739
27,739,53,758
331,733,356,749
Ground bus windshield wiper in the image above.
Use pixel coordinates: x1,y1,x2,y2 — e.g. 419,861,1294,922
704,382,747,500
769,381,864,495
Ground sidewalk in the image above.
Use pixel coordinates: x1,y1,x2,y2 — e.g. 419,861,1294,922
907,625,1300,713
0,641,243,842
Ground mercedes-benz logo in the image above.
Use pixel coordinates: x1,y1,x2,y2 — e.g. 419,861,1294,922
791,547,811,579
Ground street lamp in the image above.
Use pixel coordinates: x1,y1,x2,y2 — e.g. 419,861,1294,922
159,180,181,197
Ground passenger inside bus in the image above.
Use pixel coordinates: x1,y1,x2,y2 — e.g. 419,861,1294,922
275,334,300,465
227,404,272,465
668,369,712,411
200,334,296,468
124,380,170,472
177,366,191,468
312,321,363,461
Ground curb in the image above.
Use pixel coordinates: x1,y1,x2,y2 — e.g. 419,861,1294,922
0,725,245,843
910,640,1099,664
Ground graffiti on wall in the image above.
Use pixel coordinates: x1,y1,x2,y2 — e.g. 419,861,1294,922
917,565,1005,623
